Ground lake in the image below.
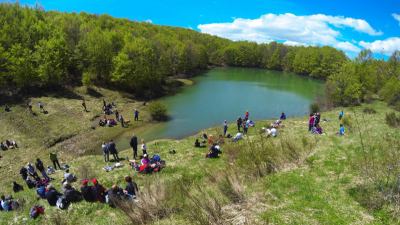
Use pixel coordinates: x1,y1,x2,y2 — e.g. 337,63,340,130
118,67,323,145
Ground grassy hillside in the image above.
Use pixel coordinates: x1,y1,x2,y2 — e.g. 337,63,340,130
0,88,399,224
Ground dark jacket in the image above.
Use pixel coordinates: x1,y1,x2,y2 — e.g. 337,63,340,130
80,185,96,202
130,136,138,149
93,184,106,202
64,189,82,203
125,181,138,196
45,189,62,206
107,142,117,154
35,160,45,172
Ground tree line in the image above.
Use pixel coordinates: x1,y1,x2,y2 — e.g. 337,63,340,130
0,3,398,107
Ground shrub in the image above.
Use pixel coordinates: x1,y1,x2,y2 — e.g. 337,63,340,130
148,102,168,121
385,112,400,128
363,107,377,114
309,102,320,114
342,115,352,131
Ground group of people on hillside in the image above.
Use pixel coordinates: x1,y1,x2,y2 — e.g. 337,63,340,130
0,139,18,150
235,111,255,135
99,100,139,128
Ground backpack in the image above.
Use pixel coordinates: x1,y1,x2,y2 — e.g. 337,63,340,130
36,186,46,199
30,205,44,219
56,196,69,210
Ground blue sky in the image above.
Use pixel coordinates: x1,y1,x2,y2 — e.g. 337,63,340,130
3,0,400,56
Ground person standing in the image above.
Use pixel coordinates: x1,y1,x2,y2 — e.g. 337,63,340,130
82,100,88,112
223,120,228,137
236,117,242,132
243,121,248,134
134,109,139,121
49,152,61,170
339,110,344,121
35,158,50,180
141,140,147,155
119,114,125,127
108,140,119,161
115,110,120,122
102,142,109,162
130,134,138,159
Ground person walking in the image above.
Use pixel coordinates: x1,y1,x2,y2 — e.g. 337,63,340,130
102,142,109,162
49,152,61,170
108,140,119,161
130,134,138,159
236,117,242,132
134,109,139,121
223,120,228,137
35,158,50,180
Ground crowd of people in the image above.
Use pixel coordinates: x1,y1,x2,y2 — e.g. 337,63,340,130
1,92,352,220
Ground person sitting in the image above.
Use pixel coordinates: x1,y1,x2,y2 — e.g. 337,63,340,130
107,119,117,127
338,124,345,136
107,184,126,207
12,181,23,193
271,120,282,128
124,176,139,199
99,119,106,127
5,140,18,149
63,183,82,203
194,139,201,148
141,154,150,165
46,166,55,175
62,169,76,184
0,195,14,211
263,127,277,137
232,133,243,142
0,142,8,151
206,143,221,158
280,112,287,120
45,184,62,206
4,105,11,112
80,179,96,202
202,133,208,142
92,178,106,202
313,124,323,134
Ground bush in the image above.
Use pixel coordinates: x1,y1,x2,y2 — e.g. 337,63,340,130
309,103,320,114
342,115,352,131
149,102,168,121
385,112,400,128
363,107,377,114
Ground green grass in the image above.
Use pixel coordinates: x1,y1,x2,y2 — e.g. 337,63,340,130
0,90,399,225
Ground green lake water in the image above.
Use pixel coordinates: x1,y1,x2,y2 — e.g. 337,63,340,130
118,67,323,146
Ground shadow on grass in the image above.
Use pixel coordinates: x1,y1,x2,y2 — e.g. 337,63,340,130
348,184,385,212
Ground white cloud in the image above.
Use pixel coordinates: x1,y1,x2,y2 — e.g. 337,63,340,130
393,13,400,26
359,37,400,55
335,41,361,52
198,13,381,53
144,19,153,23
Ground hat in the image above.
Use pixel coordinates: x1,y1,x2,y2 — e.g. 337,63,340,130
82,179,89,185
92,178,98,185
143,154,148,157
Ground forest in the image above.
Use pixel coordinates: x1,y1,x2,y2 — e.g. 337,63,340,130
0,3,399,107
